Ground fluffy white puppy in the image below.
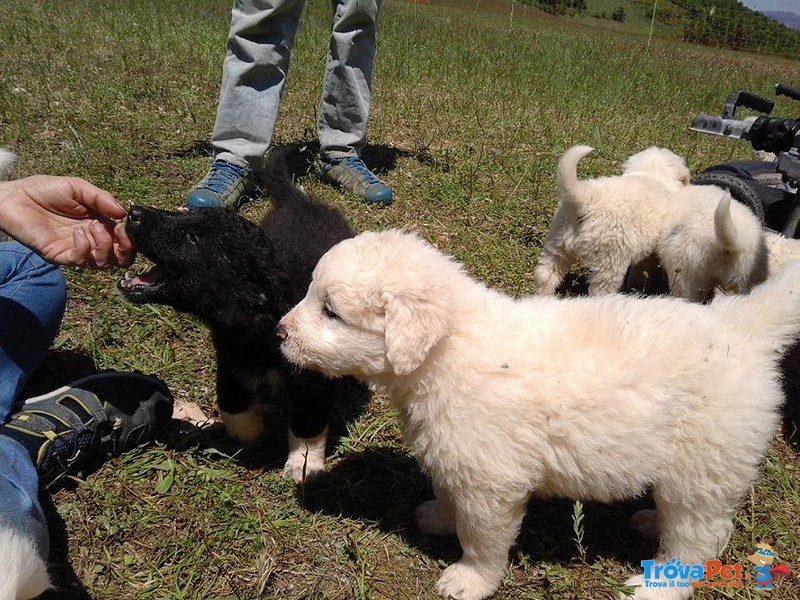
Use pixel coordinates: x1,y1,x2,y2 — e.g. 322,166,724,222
0,530,51,600
0,148,17,181
535,145,691,296
278,229,800,600
657,187,768,302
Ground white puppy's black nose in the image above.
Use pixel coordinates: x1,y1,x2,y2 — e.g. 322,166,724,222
275,323,288,340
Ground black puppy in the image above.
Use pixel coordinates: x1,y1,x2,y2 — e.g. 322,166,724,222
119,146,355,482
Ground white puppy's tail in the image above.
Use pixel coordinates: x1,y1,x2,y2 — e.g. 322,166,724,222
713,194,739,252
714,259,800,355
557,145,594,205
0,148,17,181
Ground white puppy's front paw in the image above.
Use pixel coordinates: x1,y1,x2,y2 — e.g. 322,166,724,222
435,563,499,600
415,500,456,536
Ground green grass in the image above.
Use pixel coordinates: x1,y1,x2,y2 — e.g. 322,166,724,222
2,0,799,598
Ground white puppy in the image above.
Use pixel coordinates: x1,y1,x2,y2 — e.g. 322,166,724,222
765,229,800,274
278,229,800,600
657,187,768,302
535,145,691,296
0,148,17,181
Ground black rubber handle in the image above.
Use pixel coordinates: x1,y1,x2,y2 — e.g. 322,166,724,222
776,82,800,102
735,91,775,114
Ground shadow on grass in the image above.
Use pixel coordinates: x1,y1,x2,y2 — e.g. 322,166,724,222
38,494,95,600
172,138,450,179
165,374,372,472
298,445,657,568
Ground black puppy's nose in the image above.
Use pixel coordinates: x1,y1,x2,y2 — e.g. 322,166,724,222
275,324,288,340
127,205,145,223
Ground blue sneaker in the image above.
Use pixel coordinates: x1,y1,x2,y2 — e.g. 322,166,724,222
186,158,260,209
320,156,393,205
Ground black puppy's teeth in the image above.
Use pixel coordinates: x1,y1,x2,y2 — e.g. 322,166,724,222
119,266,166,290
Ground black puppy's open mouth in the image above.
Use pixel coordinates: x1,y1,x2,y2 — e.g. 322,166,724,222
118,265,166,296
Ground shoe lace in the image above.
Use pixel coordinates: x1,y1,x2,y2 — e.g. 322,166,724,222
203,160,251,193
342,157,382,186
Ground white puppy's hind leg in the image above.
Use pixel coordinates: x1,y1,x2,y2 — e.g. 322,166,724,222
283,428,328,483
534,247,574,295
622,487,736,599
415,484,457,536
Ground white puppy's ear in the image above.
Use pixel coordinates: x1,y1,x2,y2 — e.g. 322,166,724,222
382,291,449,376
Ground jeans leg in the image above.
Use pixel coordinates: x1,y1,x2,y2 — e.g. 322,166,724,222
318,0,382,159
211,0,306,168
0,437,50,559
0,242,65,587
0,242,67,422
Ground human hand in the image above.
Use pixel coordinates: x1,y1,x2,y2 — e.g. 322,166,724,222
0,175,136,268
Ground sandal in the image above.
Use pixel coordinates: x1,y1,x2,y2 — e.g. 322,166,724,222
0,371,174,481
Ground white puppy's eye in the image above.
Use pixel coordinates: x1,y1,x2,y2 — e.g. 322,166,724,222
323,303,340,320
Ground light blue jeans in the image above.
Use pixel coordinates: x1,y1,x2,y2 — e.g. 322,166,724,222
0,241,68,562
211,0,383,168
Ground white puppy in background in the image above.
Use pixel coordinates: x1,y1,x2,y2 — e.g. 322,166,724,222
534,145,691,296
657,187,768,302
278,229,800,600
0,148,17,180
765,229,800,274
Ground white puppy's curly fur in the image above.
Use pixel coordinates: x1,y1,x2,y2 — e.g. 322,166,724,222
765,229,800,275
0,148,16,181
535,145,691,296
279,229,800,600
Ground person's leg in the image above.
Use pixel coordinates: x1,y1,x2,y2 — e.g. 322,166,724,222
0,452,52,600
188,0,306,208
0,371,175,600
317,0,392,204
0,242,67,420
0,241,66,599
317,0,381,159
213,0,306,167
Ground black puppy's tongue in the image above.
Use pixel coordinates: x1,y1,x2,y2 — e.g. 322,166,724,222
120,265,165,289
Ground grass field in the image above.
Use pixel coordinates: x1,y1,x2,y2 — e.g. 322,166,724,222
2,0,800,598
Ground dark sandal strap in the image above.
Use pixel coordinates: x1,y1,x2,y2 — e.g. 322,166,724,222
3,386,112,476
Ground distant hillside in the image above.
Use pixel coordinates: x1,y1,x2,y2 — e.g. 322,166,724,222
521,0,800,57
637,0,800,57
764,10,800,30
